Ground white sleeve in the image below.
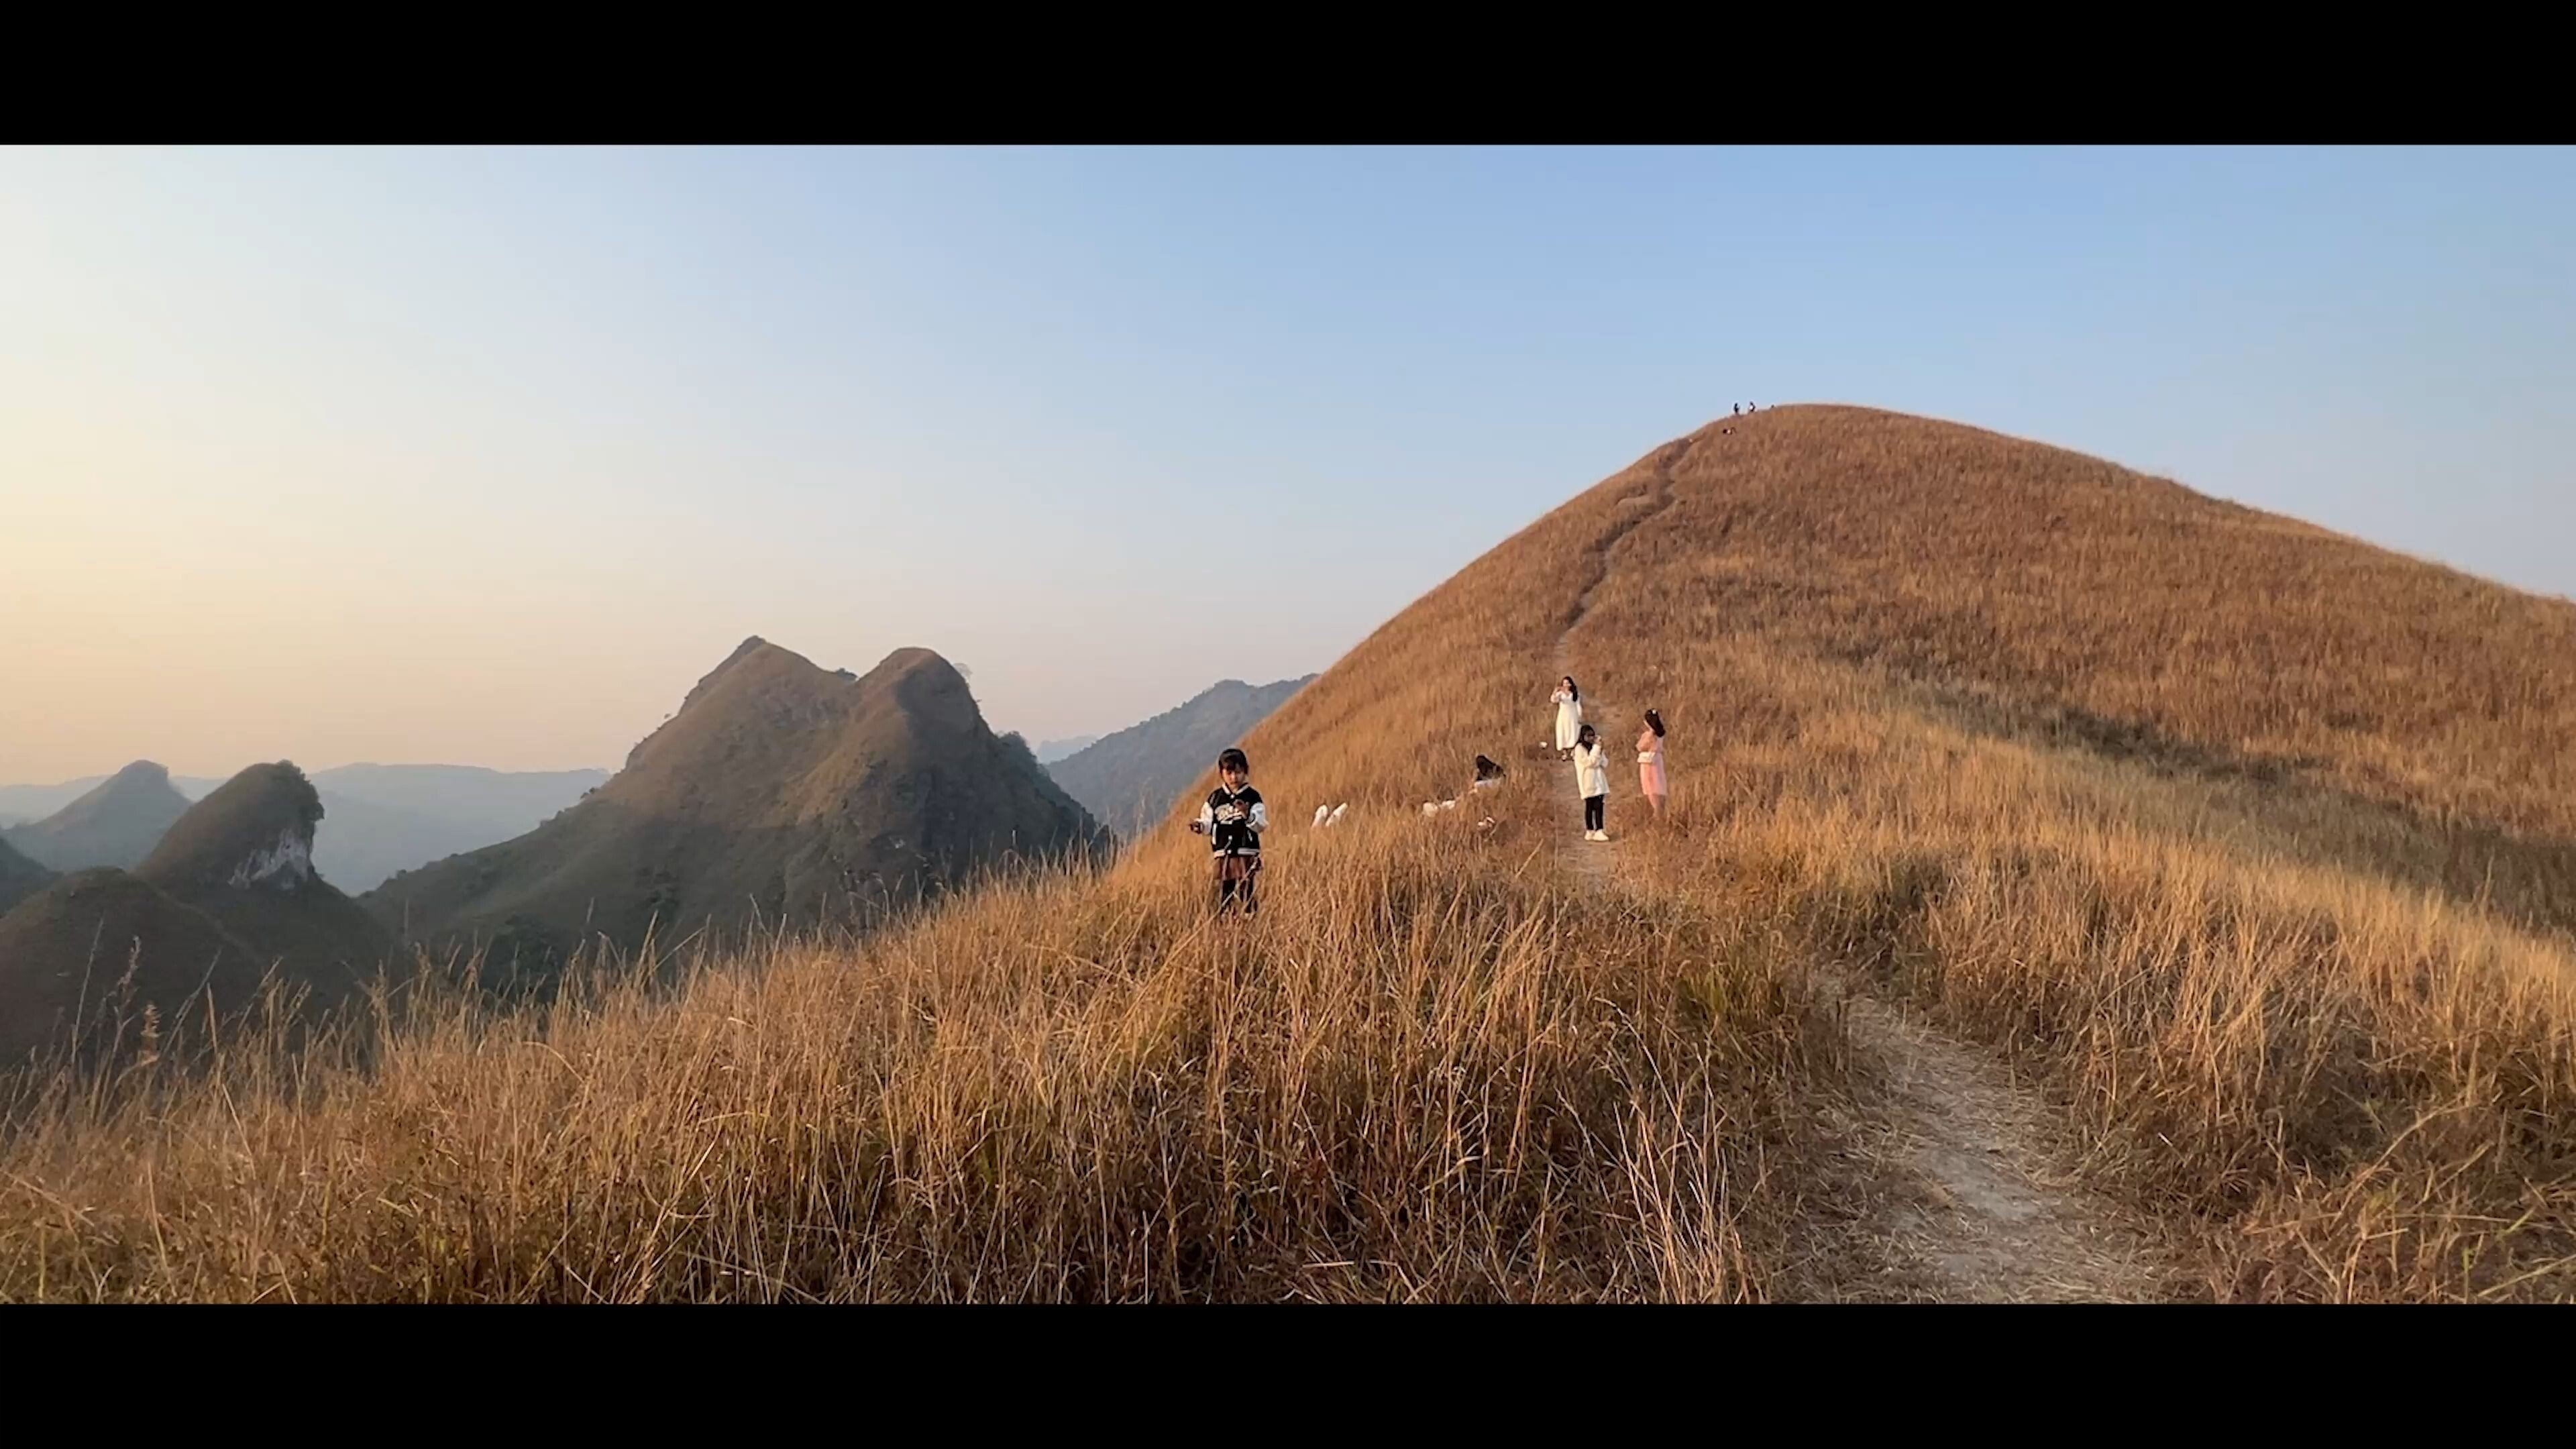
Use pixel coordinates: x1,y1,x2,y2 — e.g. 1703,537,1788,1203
1194,800,1214,830
1248,800,1268,833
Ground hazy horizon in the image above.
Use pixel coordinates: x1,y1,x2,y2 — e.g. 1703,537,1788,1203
7,146,2570,782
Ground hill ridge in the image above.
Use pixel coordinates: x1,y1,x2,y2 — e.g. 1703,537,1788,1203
366,639,1108,969
1046,674,1317,838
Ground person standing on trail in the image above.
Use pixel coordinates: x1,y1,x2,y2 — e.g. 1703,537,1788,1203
1638,708,1668,820
1572,723,1611,842
1188,747,1268,916
1552,677,1584,759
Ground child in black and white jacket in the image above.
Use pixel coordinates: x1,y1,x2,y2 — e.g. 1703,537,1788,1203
1188,747,1269,915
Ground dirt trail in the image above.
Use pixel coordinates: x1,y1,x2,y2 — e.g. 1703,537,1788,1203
1805,973,2176,1301
1546,435,2174,1302
1550,442,1682,877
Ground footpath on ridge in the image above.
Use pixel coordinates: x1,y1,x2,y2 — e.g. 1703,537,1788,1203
1542,437,2178,1303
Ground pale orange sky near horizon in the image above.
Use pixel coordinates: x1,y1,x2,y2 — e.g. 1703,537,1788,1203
9,148,2570,786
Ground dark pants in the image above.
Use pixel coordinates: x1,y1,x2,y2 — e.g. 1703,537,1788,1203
1214,854,1260,915
1584,795,1605,831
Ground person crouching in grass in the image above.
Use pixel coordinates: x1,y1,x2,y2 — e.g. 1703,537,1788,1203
1189,747,1268,916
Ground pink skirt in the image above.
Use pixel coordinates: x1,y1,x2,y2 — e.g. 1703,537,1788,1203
1639,757,1667,797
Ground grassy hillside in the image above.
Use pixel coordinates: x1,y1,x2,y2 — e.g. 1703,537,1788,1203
5,405,2571,1301
1198,406,2576,1297
0,869,268,1065
1045,676,1316,837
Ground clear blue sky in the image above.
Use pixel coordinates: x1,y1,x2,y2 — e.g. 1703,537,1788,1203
4,146,2569,780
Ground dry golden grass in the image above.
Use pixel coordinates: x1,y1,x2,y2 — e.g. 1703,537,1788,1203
7,403,2572,1300
0,822,1836,1301
1562,409,2576,1299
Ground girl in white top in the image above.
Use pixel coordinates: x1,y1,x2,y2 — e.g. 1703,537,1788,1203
1552,677,1584,758
1572,723,1612,841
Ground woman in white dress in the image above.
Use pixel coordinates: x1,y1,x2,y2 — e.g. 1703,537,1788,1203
1552,677,1584,759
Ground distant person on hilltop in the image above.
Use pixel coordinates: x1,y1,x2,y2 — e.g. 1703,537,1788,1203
1573,724,1612,842
1188,747,1268,916
1638,709,1668,820
1552,678,1584,759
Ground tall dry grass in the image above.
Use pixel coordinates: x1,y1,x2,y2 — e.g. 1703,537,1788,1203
0,816,1841,1301
9,402,2572,1300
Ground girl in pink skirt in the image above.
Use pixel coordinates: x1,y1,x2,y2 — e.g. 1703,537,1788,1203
1638,709,1668,818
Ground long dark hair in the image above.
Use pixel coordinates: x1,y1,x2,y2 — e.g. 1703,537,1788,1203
1561,676,1578,701
1576,723,1597,747
1474,754,1503,780
1644,709,1665,738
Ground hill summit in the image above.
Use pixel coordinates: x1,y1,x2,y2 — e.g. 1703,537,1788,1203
140,763,325,890
1,760,190,871
365,639,1109,969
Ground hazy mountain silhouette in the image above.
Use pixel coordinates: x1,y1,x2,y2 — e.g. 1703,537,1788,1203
0,762,393,1066
1031,735,1102,765
312,763,608,828
364,639,1110,975
3,765,609,894
1045,676,1316,838
305,766,608,893
1,761,191,871
0,771,223,824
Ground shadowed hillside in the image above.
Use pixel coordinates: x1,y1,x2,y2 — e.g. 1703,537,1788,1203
2,761,190,871
1046,676,1316,837
10,406,2574,1302
0,763,392,1067
364,639,1110,971
0,837,54,916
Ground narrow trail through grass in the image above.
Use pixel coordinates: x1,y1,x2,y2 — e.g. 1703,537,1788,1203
1548,433,2176,1301
1809,973,2177,1300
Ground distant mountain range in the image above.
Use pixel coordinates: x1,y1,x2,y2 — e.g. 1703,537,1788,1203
1,640,1110,1055
365,638,1110,976
1044,676,1316,839
1030,735,1102,765
1,763,608,894
1,762,192,873
0,763,390,1066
